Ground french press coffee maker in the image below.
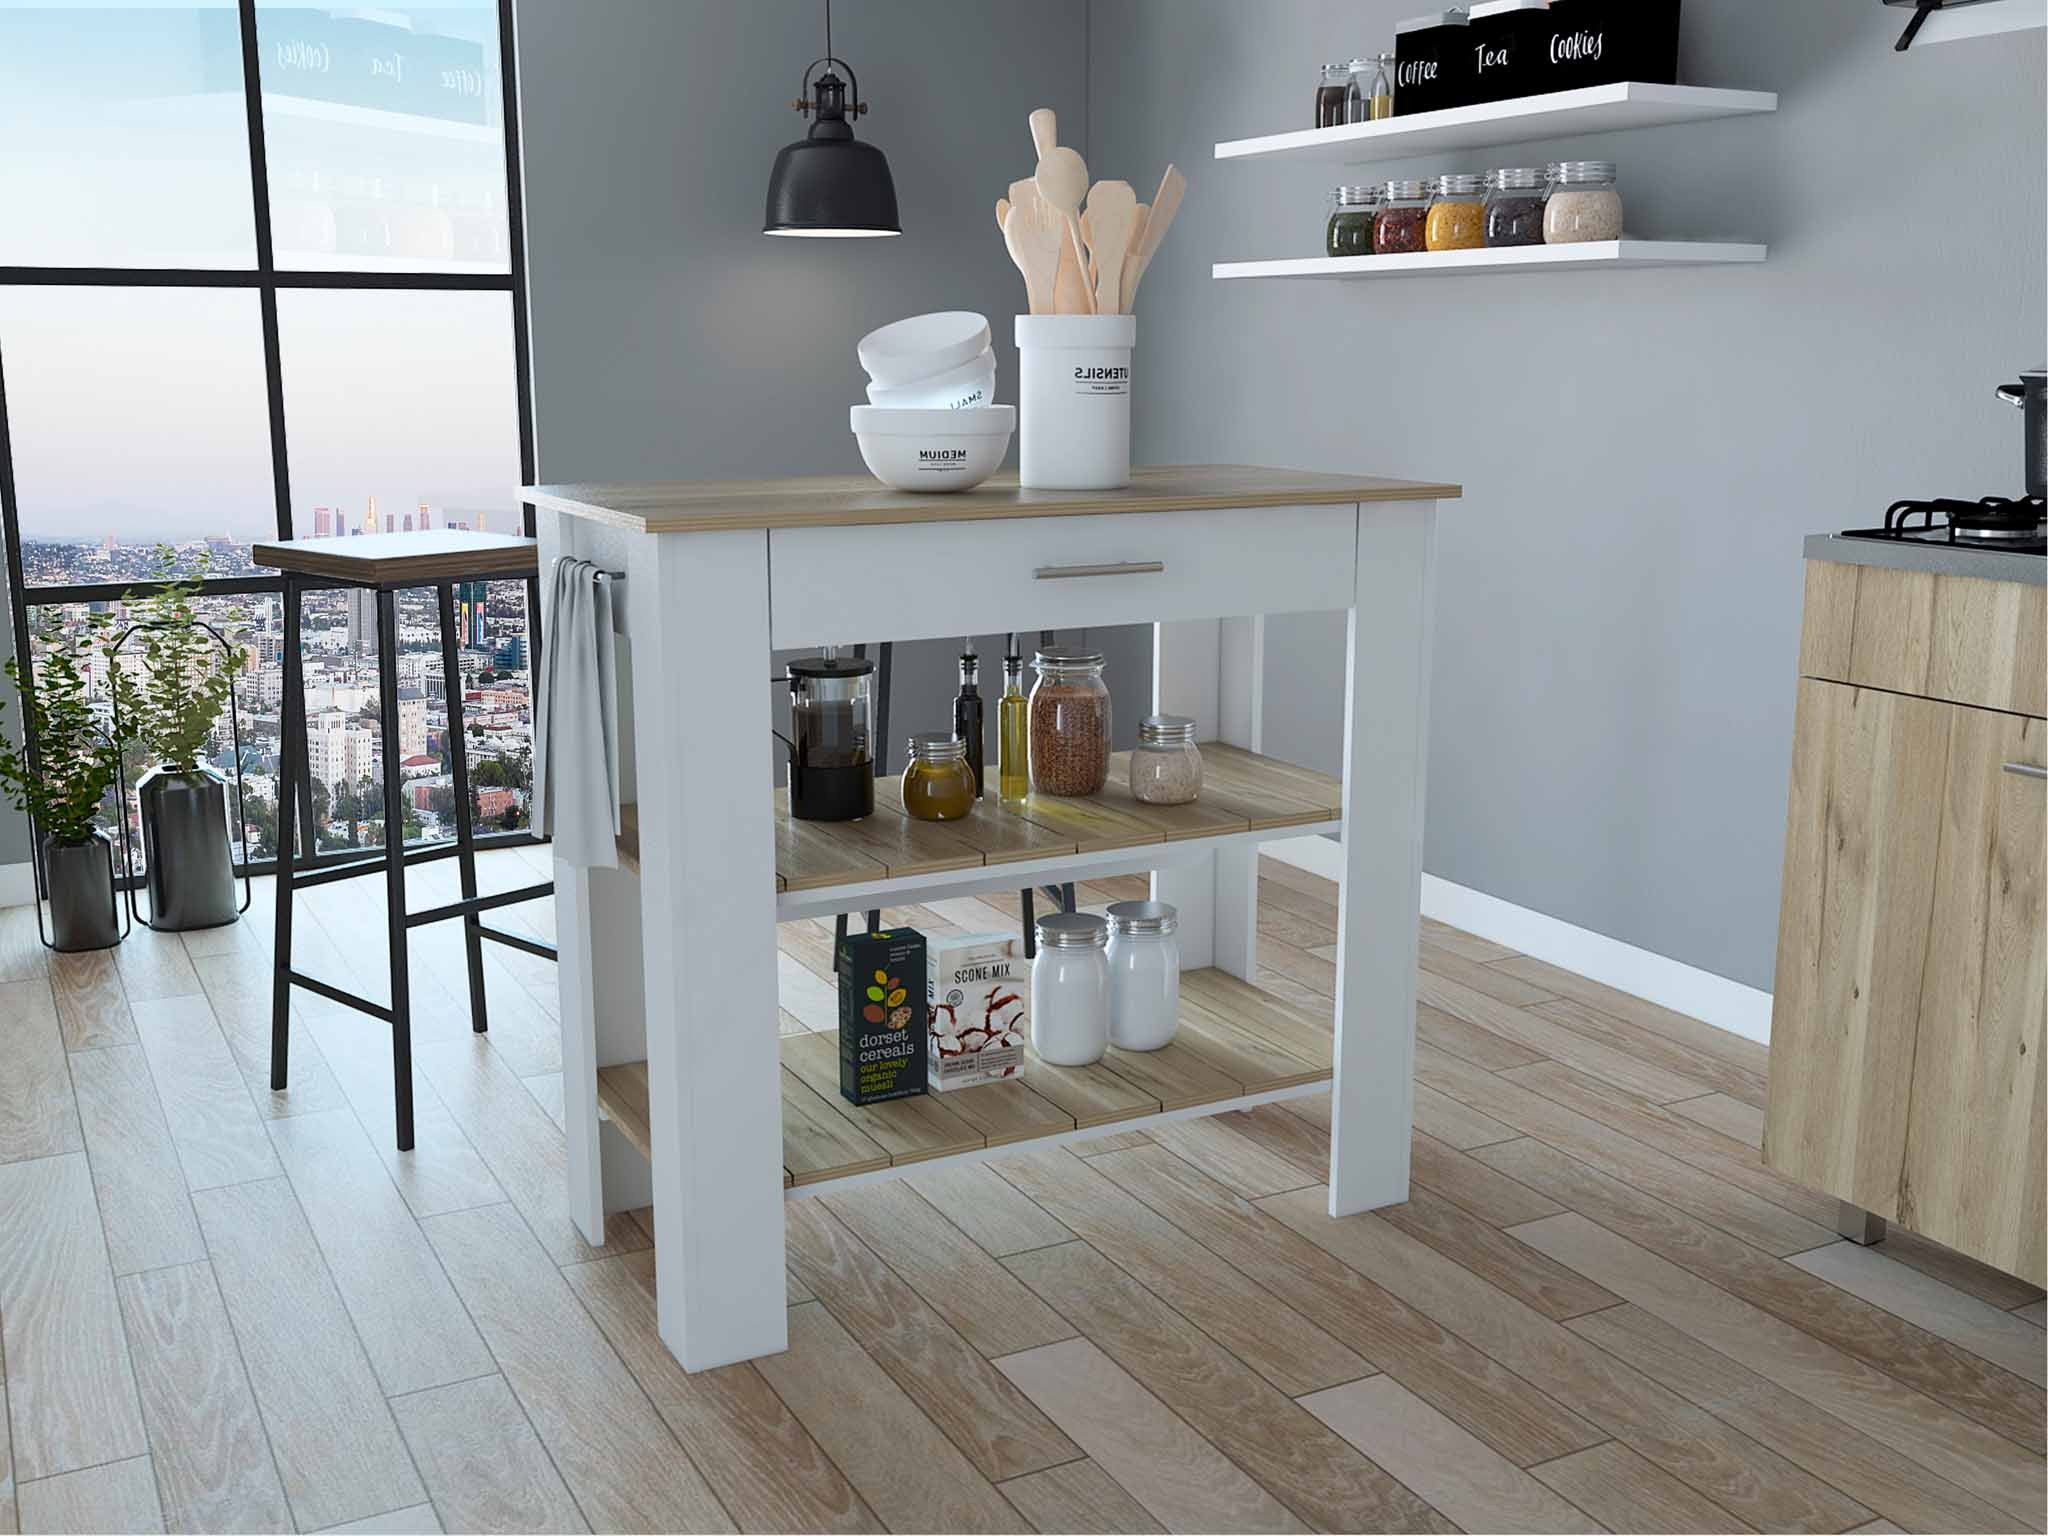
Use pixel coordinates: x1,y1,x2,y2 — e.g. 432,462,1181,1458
782,648,875,821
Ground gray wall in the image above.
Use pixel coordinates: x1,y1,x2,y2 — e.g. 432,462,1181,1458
1088,0,2043,990
513,0,1148,760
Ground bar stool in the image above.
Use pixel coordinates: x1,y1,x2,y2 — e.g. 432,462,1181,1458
252,531,553,1150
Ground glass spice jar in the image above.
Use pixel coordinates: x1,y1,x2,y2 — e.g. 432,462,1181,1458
1425,172,1486,251
1105,900,1180,1052
1374,178,1429,254
1032,912,1110,1066
1326,185,1378,258
1029,648,1111,797
900,733,976,820
1483,166,1547,247
1545,160,1623,244
1128,715,1203,805
1315,62,1351,128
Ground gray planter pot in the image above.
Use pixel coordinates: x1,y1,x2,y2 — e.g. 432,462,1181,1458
137,764,240,932
44,831,121,953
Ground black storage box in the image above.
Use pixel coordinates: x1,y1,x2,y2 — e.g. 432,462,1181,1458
1534,0,1681,92
1392,9,1473,116
1465,0,1554,104
836,926,928,1105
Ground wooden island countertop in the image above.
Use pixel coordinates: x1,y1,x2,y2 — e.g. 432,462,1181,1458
524,463,1461,535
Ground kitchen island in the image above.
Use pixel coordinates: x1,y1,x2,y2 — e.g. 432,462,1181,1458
525,465,1458,1369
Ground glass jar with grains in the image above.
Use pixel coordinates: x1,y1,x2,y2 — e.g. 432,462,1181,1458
1483,166,1546,247
1029,647,1111,797
1374,178,1429,255
1424,172,1486,251
1128,715,1203,805
1326,185,1378,257
1544,160,1622,243
901,733,976,821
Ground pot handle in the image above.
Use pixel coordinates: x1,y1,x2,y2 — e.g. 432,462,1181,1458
1997,383,2028,407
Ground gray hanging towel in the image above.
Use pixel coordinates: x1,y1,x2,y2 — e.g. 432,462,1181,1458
534,557,621,869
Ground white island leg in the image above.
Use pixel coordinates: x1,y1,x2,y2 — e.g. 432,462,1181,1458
1329,500,1438,1216
627,526,787,1369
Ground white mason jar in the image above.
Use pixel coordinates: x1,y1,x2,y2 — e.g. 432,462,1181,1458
1030,912,1110,1066
1105,900,1179,1051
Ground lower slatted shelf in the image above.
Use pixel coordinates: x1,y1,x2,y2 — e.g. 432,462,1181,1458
592,966,1335,1193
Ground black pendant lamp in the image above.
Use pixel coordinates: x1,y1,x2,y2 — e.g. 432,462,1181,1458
763,0,901,238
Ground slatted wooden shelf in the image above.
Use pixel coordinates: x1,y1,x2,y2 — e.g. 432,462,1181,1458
592,966,1335,1193
613,744,1340,903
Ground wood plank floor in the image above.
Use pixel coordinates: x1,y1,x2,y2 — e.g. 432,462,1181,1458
0,851,2040,1533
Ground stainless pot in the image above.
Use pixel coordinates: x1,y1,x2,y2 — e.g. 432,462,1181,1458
1995,367,2046,500
137,764,240,931
43,831,121,952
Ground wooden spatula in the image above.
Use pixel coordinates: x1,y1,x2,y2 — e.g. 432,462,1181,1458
1082,181,1138,316
1120,163,1184,313
1003,201,1061,317
1014,178,1090,315
1033,146,1094,315
1120,202,1149,315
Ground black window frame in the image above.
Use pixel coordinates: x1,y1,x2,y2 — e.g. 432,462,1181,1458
0,0,538,877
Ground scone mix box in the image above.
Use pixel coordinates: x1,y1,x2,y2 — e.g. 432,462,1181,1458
927,932,1028,1091
836,927,927,1106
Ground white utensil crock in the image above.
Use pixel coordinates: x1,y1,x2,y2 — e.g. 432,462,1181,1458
1015,313,1134,490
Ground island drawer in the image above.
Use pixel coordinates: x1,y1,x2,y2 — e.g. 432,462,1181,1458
766,502,1361,649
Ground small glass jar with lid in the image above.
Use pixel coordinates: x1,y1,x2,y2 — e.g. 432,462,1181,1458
1374,179,1429,254
1345,55,1394,122
1326,185,1378,258
1544,160,1622,244
1105,900,1180,1051
1315,62,1351,128
1483,167,1547,247
1029,648,1111,798
1424,172,1486,251
1128,715,1203,804
1031,912,1110,1066
900,733,975,821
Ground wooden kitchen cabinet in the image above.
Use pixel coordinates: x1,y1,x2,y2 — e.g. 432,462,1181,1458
1767,557,2047,1285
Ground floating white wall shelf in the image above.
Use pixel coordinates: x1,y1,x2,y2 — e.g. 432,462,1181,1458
1213,241,1768,282
1896,0,2046,45
1213,82,1777,166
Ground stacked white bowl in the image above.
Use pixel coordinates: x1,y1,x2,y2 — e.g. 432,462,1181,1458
851,312,1014,492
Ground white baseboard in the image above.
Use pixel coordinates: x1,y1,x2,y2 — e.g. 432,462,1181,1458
0,862,32,910
1261,834,1773,1046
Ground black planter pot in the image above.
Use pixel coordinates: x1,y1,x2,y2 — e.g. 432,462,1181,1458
137,764,240,932
43,831,121,952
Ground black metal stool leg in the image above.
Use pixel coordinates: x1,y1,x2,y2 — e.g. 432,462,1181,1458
437,583,488,1034
270,576,302,1090
1021,886,1035,958
376,589,416,1151
874,641,893,776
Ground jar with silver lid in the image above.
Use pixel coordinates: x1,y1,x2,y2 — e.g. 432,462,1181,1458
1128,715,1203,804
1105,901,1180,1051
1326,185,1378,258
1544,160,1622,244
1031,912,1109,1066
1483,166,1546,247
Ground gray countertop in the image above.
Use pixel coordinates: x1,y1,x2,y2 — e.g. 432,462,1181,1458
1805,533,2045,585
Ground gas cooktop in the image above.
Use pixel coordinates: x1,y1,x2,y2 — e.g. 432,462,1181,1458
1841,495,2046,558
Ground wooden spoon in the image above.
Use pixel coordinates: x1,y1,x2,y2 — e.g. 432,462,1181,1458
996,197,1010,236
1029,107,1057,159
1002,201,1060,316
1120,202,1150,315
1015,178,1090,314
1032,146,1094,315
1120,163,1184,312
1083,181,1138,316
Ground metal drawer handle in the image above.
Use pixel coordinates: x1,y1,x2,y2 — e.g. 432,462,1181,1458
2002,762,2047,781
1033,560,1166,581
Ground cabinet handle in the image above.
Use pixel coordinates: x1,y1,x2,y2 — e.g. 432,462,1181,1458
2002,761,2047,781
1033,560,1166,581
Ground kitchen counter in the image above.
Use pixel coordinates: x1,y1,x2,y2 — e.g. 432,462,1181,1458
530,463,1453,1371
1804,532,2045,584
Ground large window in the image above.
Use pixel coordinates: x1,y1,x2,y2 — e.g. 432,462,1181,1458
0,0,534,871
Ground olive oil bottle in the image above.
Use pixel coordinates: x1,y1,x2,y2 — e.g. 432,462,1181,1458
997,640,1029,806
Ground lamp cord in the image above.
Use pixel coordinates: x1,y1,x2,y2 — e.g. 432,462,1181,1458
825,0,832,67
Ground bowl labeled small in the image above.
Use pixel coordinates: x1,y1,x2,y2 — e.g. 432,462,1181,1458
851,404,1014,492
866,347,997,410
858,312,993,388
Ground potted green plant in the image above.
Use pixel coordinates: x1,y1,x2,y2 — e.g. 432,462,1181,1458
0,620,123,951
108,551,246,932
